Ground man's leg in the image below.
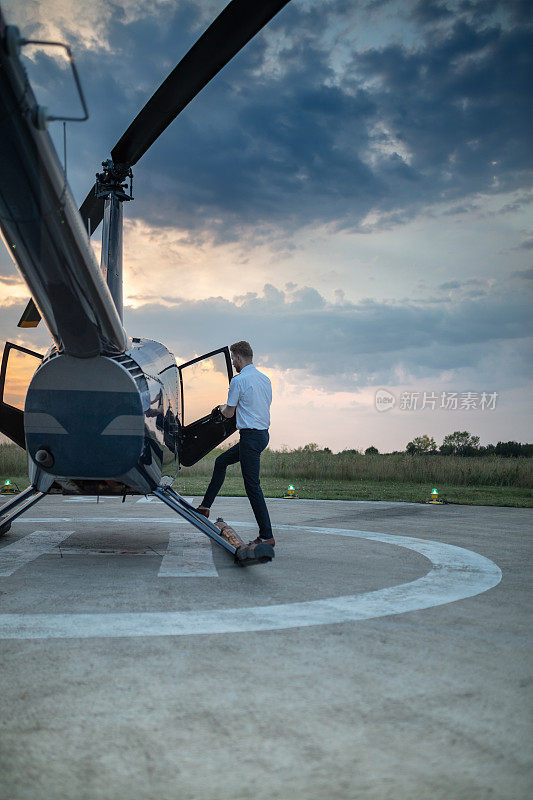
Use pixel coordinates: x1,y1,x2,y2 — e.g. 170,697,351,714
200,442,240,509
239,430,272,540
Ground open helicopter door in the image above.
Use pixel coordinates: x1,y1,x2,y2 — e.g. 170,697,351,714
0,342,43,449
177,346,237,467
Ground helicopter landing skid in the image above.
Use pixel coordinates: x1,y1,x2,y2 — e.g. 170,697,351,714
0,486,47,537
152,486,274,567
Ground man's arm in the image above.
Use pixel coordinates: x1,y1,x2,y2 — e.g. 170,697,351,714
223,375,240,419
218,404,236,418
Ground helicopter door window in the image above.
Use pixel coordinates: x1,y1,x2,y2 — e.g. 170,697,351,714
178,348,233,427
0,342,43,411
177,346,236,467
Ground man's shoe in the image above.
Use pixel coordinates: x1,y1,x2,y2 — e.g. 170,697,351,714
196,506,210,519
248,535,275,547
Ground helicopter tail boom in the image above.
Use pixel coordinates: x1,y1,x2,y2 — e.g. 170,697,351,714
0,14,127,358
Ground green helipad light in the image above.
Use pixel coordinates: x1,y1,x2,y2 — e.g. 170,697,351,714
4,479,11,486
284,483,298,499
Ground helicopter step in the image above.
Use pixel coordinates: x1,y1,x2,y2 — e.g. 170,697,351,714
0,486,47,537
212,517,275,566
152,486,274,567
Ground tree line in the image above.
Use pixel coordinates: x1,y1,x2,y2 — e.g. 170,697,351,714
404,432,533,457
293,434,533,458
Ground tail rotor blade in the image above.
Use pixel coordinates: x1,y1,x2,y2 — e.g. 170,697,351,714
111,0,291,167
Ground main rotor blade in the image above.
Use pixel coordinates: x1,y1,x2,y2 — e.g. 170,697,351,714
18,0,291,331
72,0,291,236
111,0,291,167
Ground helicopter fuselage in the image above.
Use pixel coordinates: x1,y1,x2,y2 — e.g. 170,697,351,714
0,5,242,495
26,338,179,495
0,0,283,567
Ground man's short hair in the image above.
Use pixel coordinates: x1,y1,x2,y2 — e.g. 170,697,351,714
230,340,253,360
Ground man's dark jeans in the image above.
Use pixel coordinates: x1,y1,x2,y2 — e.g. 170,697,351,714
201,428,272,539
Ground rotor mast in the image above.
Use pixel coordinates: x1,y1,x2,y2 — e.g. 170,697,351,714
96,161,133,323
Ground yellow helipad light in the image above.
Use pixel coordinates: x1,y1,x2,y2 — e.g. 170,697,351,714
1,479,17,495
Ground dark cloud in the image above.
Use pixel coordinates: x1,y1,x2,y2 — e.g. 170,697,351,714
136,3,533,238
442,203,480,215
438,281,461,290
364,0,394,10
512,268,533,280
354,22,532,201
437,279,488,294
119,280,533,391
498,193,533,214
2,275,530,400
458,1,533,25
12,0,531,242
411,1,453,24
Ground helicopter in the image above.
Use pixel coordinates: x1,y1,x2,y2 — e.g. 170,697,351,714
0,0,291,566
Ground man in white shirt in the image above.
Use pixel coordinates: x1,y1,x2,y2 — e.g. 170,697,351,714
196,341,274,546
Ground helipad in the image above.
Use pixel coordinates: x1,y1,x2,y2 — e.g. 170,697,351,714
0,495,531,800
0,517,501,639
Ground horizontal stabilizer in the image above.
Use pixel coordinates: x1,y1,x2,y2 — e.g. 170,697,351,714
17,298,41,328
0,403,25,449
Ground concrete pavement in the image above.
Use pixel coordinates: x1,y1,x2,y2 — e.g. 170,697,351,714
0,494,531,799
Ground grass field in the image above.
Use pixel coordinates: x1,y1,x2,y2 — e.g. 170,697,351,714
171,475,532,508
1,443,532,508
181,447,533,488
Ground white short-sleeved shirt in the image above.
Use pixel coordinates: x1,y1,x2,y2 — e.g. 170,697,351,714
227,364,272,430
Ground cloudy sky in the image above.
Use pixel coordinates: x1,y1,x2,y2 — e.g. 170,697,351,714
1,0,532,452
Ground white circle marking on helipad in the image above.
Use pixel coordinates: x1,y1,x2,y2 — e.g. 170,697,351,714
0,523,502,640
